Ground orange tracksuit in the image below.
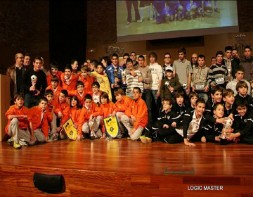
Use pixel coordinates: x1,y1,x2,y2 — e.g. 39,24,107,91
5,105,30,134
70,107,81,127
46,71,62,86
46,85,62,101
29,106,52,137
60,73,79,92
77,102,99,135
54,101,70,127
68,90,91,106
95,102,116,118
114,96,132,113
125,98,148,130
79,75,94,94
93,102,116,133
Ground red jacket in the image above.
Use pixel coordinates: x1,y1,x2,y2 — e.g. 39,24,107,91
60,73,79,92
5,105,30,134
79,75,94,94
94,102,115,118
114,96,132,113
54,101,70,126
68,90,91,106
77,102,99,135
125,98,148,130
46,71,62,86
29,106,52,137
46,85,62,101
70,107,81,126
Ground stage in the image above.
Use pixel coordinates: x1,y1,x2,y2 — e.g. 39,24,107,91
0,139,253,196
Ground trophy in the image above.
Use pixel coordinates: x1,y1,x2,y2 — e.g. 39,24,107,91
31,75,38,95
114,67,119,87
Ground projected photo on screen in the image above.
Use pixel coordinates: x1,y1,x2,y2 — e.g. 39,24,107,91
117,0,238,42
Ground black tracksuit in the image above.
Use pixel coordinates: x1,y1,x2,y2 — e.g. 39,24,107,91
233,112,253,144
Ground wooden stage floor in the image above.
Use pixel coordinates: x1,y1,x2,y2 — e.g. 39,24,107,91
1,139,253,196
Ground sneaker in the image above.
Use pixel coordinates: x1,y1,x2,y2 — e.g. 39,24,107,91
19,139,28,146
146,137,152,143
13,141,21,149
96,129,102,139
48,133,58,142
140,135,147,143
220,138,230,145
7,137,14,145
90,131,96,140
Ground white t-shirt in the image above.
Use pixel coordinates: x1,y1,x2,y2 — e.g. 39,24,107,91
149,63,163,90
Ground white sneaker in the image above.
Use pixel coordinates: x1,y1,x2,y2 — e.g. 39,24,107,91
90,131,96,140
19,139,28,146
96,129,102,138
7,137,14,145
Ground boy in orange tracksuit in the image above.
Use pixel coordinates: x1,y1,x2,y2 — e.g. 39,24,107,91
46,62,62,86
112,89,132,137
79,66,94,94
60,66,79,92
77,94,102,140
46,76,62,102
44,89,57,137
5,94,33,149
54,89,70,139
113,89,132,119
93,92,115,138
29,97,52,143
120,87,148,140
69,95,82,128
68,81,90,106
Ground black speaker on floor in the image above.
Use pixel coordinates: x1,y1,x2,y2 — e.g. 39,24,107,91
33,173,65,194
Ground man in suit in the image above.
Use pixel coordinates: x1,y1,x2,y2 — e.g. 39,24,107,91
6,52,25,104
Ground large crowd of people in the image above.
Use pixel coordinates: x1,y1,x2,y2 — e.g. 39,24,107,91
4,45,253,149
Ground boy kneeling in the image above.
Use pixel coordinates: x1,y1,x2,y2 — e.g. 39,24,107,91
29,97,51,143
120,87,148,140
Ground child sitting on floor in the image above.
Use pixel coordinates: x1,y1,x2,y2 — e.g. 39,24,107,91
5,94,33,149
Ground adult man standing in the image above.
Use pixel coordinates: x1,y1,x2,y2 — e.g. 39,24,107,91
173,48,192,94
240,45,253,81
23,53,31,71
6,52,25,104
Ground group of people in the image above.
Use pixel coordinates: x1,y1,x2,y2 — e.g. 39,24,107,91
125,0,219,24
4,45,253,149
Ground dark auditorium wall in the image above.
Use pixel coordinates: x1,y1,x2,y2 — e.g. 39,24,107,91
0,0,49,74
0,0,87,73
86,1,253,65
49,0,86,69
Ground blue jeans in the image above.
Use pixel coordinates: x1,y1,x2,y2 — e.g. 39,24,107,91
151,90,158,105
142,89,153,127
